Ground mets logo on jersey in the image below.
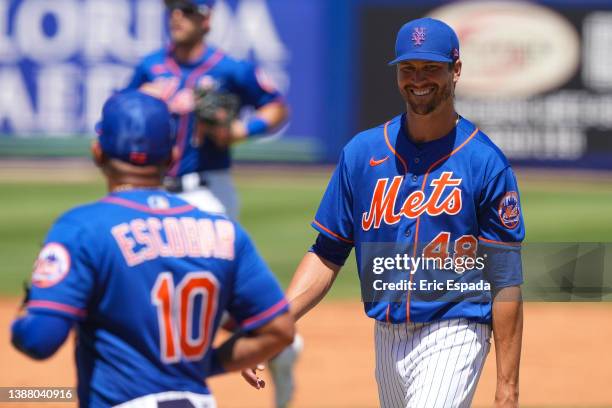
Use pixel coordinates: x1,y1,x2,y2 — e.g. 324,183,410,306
147,195,170,210
31,243,71,288
197,75,220,91
498,191,521,229
362,171,462,230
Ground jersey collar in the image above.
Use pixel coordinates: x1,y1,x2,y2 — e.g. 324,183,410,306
386,114,475,175
166,44,216,69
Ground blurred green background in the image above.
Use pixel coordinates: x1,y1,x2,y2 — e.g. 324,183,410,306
1,165,612,297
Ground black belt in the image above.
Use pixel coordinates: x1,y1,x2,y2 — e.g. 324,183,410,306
157,399,197,408
163,172,208,193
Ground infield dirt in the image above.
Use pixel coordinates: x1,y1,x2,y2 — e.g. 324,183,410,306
1,300,611,408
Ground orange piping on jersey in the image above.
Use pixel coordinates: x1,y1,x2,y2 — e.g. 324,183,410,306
478,236,522,247
313,220,354,244
406,127,480,322
383,121,408,174
101,196,195,215
167,50,225,177
28,300,87,318
381,121,408,324
422,127,481,188
242,299,289,328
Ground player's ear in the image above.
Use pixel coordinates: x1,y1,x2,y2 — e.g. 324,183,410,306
201,13,211,34
91,141,105,167
170,145,180,164
452,59,462,84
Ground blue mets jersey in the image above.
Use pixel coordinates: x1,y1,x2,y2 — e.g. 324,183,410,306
126,46,282,175
26,189,288,407
313,115,524,324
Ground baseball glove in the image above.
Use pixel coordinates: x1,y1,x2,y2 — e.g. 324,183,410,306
192,87,240,149
194,87,240,127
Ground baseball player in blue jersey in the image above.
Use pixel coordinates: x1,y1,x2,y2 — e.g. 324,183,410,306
11,90,295,408
269,18,525,407
127,0,289,219
127,2,299,406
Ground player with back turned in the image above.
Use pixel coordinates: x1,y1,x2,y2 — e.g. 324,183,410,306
249,18,525,407
10,90,295,408
128,4,301,405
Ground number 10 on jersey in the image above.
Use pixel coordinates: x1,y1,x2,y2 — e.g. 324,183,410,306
151,271,220,363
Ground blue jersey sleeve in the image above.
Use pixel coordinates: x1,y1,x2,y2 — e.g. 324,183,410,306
27,217,96,320
226,225,288,332
312,150,355,246
230,62,282,108
125,61,151,90
478,166,525,289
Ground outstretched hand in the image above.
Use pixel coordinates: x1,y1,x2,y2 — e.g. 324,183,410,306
241,364,266,390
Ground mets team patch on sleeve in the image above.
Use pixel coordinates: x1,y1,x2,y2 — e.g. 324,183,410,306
31,243,71,288
498,191,521,229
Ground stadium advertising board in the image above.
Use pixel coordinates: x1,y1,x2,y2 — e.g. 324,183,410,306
2,0,612,168
0,0,325,160
358,0,612,169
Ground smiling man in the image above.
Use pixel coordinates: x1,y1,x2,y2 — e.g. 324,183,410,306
267,17,525,408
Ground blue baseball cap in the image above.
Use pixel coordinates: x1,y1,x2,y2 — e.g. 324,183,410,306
389,18,460,65
96,90,173,166
164,0,215,14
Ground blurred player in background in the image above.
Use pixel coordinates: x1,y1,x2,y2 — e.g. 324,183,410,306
10,90,295,408
127,0,288,219
126,1,300,407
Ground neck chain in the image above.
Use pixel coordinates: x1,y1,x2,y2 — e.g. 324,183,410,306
112,184,160,192
113,184,135,192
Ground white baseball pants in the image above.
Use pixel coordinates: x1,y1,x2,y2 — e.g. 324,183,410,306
374,318,491,408
177,169,239,220
114,391,216,408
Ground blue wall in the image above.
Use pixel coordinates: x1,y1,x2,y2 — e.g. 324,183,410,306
1,0,612,168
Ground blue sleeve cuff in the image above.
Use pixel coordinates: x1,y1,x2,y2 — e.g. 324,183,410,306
480,243,524,290
207,348,226,377
11,312,72,360
310,233,352,266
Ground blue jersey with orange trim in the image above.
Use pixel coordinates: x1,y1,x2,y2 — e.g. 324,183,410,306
313,114,524,324
126,46,281,174
26,189,287,407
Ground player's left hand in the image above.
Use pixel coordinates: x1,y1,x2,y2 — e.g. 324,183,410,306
15,281,31,318
240,364,266,389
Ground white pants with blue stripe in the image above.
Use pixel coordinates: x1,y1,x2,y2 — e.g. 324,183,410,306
374,318,491,408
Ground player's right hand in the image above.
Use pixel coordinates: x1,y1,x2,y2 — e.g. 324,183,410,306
193,117,246,149
139,78,180,103
240,364,266,389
